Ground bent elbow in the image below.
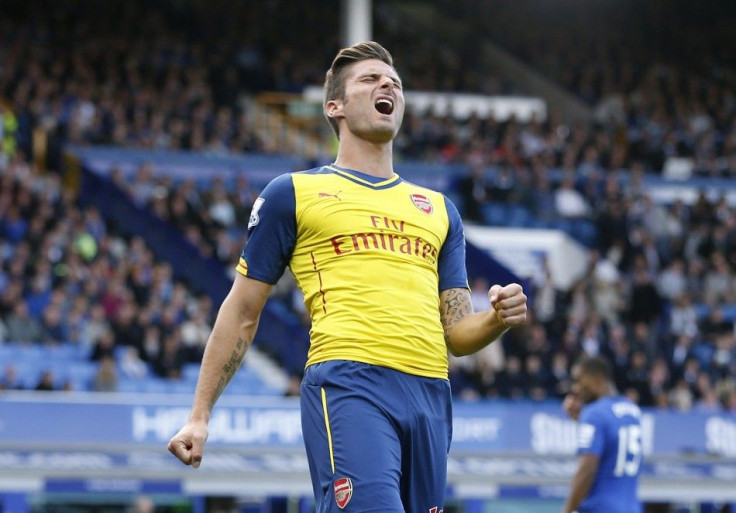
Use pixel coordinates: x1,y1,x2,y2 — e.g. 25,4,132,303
446,339,471,358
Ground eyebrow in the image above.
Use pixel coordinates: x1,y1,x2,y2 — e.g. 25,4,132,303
357,71,402,85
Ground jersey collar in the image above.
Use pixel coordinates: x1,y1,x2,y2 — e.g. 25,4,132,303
325,164,402,189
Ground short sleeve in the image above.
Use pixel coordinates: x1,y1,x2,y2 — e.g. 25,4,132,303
437,196,469,291
237,173,297,284
577,407,605,457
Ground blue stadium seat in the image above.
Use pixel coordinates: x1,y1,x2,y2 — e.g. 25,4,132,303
117,379,145,394
692,342,715,368
568,219,597,247
14,345,46,362
506,205,534,227
721,304,736,322
140,378,171,394
481,204,508,226
167,381,196,394
694,303,711,319
63,362,98,383
0,345,21,363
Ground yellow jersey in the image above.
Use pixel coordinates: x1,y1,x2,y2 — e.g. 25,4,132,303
237,165,468,379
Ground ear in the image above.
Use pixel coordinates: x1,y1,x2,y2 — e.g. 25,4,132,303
325,99,344,119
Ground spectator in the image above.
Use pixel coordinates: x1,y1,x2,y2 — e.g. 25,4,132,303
669,295,700,339
590,252,622,326
119,346,149,380
549,351,572,398
0,365,22,390
628,268,662,326
153,330,186,379
80,304,111,350
647,357,671,408
699,306,733,343
669,379,694,412
34,370,56,391
454,158,488,223
93,355,118,392
5,301,44,343
670,334,696,376
702,252,736,305
497,355,525,399
180,309,211,362
656,259,687,301
90,329,117,362
40,304,68,344
524,354,550,400
487,164,515,204
554,172,591,219
624,350,652,405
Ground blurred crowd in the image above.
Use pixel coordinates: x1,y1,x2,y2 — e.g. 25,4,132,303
110,163,255,268
0,149,215,391
1,0,736,412
442,0,736,176
2,1,733,176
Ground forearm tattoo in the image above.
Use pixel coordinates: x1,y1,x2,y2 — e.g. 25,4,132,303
440,288,473,341
212,337,247,408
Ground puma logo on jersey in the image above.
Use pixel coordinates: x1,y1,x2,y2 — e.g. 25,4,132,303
318,191,342,201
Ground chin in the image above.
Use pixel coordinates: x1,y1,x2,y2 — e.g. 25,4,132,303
358,127,396,144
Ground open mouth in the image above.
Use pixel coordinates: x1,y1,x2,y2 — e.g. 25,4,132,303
375,97,394,115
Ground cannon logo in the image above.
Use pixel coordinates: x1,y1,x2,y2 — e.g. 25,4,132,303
410,194,433,214
334,477,353,509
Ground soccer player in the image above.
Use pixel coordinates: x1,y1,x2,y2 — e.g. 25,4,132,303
167,41,528,512
562,356,643,513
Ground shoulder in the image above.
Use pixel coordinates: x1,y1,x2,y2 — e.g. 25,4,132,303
580,398,609,423
609,397,643,419
260,172,295,196
401,180,460,219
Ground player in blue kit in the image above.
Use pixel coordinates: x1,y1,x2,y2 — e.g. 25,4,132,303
562,356,643,513
168,41,528,513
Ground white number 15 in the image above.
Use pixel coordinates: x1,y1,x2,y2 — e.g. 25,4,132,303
614,424,642,477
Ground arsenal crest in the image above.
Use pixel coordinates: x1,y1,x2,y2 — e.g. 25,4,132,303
410,194,433,214
334,477,353,509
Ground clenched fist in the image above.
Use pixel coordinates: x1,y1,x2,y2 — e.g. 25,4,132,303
488,283,527,328
167,421,209,469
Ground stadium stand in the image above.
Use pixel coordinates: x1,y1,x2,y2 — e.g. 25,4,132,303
0,0,735,417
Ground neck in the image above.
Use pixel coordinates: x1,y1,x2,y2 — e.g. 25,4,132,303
597,384,614,399
333,134,395,178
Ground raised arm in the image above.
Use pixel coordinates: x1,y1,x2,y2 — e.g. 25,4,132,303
440,283,527,356
167,273,272,467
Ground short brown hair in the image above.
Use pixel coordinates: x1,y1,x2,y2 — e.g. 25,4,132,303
323,41,395,138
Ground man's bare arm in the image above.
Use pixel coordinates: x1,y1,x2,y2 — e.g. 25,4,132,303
168,274,272,467
440,283,527,356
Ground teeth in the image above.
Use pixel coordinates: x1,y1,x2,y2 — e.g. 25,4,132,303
376,98,392,106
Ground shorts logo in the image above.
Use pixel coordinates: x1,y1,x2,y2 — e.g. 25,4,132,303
334,477,353,509
410,194,433,214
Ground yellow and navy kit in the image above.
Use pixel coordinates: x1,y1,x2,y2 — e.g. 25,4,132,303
237,164,468,379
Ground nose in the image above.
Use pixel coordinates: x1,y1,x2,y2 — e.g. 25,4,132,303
379,76,395,90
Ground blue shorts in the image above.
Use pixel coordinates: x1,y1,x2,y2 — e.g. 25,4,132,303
300,360,452,513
